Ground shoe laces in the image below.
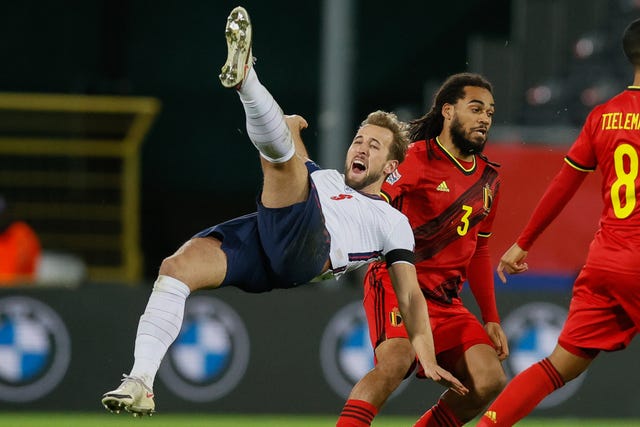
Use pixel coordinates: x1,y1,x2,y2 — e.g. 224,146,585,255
120,374,153,394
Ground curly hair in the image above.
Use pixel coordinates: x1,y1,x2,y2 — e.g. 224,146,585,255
409,73,493,142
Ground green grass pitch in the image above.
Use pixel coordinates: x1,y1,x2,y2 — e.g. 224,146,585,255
2,414,640,427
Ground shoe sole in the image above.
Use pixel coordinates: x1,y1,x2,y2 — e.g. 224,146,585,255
219,6,252,88
102,395,155,417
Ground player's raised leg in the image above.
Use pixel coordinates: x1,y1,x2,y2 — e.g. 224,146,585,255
220,6,309,209
101,7,307,416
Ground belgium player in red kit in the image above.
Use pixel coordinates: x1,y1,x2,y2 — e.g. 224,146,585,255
337,73,509,427
477,19,640,427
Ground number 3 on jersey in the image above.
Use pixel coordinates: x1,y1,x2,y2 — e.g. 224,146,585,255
611,143,638,219
457,205,473,236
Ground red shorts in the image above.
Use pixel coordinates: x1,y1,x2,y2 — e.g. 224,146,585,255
558,266,640,359
363,264,493,374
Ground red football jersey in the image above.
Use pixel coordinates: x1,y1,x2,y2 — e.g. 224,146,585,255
565,87,640,274
380,137,500,303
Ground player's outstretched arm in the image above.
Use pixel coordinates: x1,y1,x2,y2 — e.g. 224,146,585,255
388,262,469,396
499,163,587,284
496,243,529,283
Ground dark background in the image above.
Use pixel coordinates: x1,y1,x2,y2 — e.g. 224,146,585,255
1,0,511,278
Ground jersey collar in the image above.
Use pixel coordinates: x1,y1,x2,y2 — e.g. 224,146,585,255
435,136,476,173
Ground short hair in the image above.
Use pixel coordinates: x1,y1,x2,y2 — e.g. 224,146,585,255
360,110,410,163
409,73,493,142
623,18,640,66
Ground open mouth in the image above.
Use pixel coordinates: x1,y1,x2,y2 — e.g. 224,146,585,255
351,159,367,174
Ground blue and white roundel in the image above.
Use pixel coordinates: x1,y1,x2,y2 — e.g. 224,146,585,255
158,296,249,402
0,296,70,402
320,301,410,399
172,317,232,382
0,314,49,381
502,302,586,409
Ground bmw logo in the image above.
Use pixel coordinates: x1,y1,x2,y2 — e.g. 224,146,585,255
502,302,585,408
158,296,249,402
320,301,409,399
0,296,71,402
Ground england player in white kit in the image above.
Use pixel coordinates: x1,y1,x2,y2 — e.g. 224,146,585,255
101,6,467,417
309,166,415,279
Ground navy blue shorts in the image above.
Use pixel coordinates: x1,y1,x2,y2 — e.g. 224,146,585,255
194,166,331,293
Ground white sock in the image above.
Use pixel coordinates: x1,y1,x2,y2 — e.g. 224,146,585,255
129,275,191,389
237,67,295,163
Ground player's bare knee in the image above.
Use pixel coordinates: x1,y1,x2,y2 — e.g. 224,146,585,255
474,368,507,402
488,370,507,398
158,255,185,280
158,244,200,280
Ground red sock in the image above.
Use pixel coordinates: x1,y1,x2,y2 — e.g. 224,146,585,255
413,399,462,427
336,399,378,426
477,358,564,426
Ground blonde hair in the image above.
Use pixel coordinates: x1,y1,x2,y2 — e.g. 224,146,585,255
360,110,410,163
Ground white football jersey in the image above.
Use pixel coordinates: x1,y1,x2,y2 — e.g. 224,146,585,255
309,168,415,280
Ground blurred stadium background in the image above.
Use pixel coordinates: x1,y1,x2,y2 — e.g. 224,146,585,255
2,0,640,424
